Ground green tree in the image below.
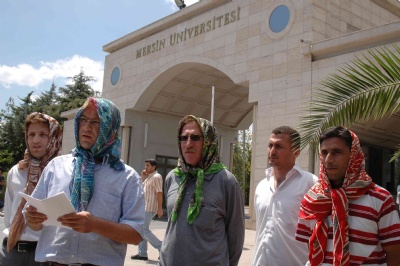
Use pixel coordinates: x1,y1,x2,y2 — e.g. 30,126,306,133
298,45,400,160
232,129,252,205
0,70,98,170
57,69,95,111
33,82,64,122
0,93,35,168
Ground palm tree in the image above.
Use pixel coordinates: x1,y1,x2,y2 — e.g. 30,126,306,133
298,45,400,161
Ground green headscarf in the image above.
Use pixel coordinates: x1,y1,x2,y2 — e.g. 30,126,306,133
171,115,226,224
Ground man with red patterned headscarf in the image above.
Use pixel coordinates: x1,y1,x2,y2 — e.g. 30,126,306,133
296,126,400,266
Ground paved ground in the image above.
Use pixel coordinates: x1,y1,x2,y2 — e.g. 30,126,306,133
0,210,255,266
124,218,255,266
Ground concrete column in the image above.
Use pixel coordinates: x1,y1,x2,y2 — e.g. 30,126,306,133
120,126,131,163
247,104,258,230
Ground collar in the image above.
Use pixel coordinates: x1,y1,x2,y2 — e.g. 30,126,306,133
265,164,301,181
187,168,222,181
147,171,158,179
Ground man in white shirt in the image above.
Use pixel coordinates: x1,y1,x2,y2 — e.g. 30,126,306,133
1,112,62,266
252,126,317,266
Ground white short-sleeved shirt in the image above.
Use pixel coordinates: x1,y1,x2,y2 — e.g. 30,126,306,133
143,171,163,213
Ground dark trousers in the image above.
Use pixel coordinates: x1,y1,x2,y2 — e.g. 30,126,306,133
0,241,40,266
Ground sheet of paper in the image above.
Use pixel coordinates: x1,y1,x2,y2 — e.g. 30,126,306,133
20,191,76,228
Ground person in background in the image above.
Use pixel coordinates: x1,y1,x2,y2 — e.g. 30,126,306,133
397,184,400,211
159,115,245,266
296,126,400,265
0,112,62,266
252,126,318,266
25,97,145,266
0,166,6,212
131,158,163,261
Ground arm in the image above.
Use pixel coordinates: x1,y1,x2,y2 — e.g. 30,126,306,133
155,173,164,218
225,172,245,266
25,205,46,231
26,202,142,243
3,170,15,228
379,193,400,265
141,170,148,182
383,243,400,266
25,163,50,231
58,211,142,244
157,192,163,218
397,186,400,205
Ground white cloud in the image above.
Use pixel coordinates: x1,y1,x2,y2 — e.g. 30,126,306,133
0,55,104,94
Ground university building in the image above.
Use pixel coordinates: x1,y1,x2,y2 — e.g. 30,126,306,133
62,0,400,229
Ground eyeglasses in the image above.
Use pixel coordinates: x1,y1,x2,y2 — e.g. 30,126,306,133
178,134,203,142
77,117,101,127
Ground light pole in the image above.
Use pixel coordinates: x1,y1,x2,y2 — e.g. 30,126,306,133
211,84,215,125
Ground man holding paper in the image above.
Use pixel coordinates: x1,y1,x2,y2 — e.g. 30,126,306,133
25,98,145,266
1,112,62,266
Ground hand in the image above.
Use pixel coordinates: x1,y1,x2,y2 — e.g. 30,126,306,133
141,170,147,176
157,208,163,218
57,211,95,233
25,205,47,230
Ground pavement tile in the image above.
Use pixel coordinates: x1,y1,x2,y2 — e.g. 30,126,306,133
124,223,255,266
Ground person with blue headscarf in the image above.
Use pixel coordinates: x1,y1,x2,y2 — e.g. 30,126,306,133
25,98,145,266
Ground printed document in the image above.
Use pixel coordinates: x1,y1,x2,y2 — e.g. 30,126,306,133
20,191,76,228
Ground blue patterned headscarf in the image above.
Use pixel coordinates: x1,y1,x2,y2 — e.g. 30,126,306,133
70,97,125,211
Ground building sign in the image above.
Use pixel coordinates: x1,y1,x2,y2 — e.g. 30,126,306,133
136,7,241,59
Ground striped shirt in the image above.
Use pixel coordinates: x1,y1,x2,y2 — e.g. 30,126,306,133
296,184,400,265
143,171,163,213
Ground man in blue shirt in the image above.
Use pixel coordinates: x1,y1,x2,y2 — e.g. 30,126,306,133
25,98,145,266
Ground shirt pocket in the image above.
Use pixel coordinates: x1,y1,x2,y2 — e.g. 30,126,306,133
193,206,217,231
275,198,298,230
88,190,121,222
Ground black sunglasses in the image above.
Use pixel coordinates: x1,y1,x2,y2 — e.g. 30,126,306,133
178,134,203,142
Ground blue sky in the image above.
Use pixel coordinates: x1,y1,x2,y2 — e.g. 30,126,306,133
0,0,198,110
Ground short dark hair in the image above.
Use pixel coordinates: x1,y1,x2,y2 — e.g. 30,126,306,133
145,159,157,169
319,126,352,150
271,126,300,150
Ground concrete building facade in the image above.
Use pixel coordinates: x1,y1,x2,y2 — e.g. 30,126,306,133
62,0,400,229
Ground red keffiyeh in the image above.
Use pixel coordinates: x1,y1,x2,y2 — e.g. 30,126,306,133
299,130,374,266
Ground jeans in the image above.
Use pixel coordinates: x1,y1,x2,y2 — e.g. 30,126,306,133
138,211,162,257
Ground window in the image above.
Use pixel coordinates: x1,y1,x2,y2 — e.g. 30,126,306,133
269,5,290,33
111,67,120,85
